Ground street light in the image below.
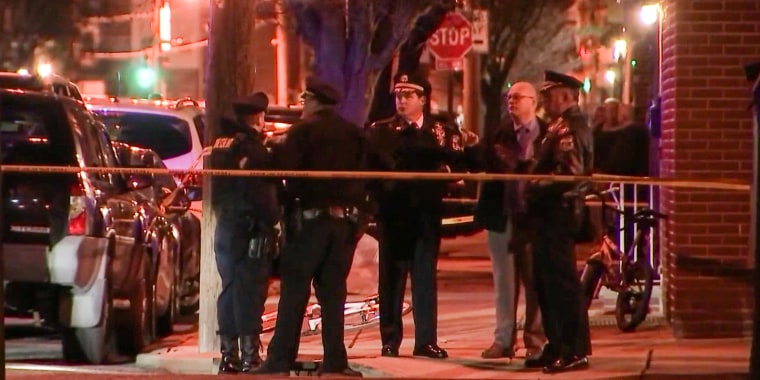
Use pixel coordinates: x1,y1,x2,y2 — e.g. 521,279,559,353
37,63,53,78
613,39,628,62
605,69,617,84
640,3,660,26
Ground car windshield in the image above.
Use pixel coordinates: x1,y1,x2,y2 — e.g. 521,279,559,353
0,94,76,165
94,110,192,160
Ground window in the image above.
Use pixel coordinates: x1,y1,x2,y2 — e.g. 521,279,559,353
0,95,75,166
94,110,193,160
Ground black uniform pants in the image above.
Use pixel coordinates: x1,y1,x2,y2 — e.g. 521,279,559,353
378,212,441,349
264,216,355,372
531,202,591,358
214,213,270,336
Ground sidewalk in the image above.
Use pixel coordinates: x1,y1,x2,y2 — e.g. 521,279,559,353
135,257,750,379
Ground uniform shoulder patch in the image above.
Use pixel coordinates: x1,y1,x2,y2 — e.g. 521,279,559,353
213,137,235,149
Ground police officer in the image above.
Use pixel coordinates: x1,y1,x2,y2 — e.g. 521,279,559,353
367,72,462,359
252,77,368,377
209,92,279,374
524,71,592,373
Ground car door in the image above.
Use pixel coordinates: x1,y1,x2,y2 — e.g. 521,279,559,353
71,104,146,294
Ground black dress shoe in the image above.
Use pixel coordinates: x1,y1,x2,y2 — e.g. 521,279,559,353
412,344,448,359
381,345,399,357
542,356,590,373
524,345,559,369
247,361,290,376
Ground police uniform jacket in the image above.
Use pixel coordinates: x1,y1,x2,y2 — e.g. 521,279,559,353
274,108,368,209
528,105,593,210
209,117,279,225
366,114,463,220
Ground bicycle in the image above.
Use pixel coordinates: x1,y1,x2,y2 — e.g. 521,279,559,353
260,294,412,337
579,186,667,332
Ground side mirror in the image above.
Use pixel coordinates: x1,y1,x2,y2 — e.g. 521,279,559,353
127,174,154,190
185,186,203,201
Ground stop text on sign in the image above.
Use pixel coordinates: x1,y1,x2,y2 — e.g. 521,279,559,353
428,27,471,48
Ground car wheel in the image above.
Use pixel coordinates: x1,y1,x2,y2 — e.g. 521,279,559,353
115,249,155,356
156,239,178,337
62,282,115,364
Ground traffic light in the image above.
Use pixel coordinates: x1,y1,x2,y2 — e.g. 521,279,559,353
136,67,157,89
582,77,591,93
631,59,638,67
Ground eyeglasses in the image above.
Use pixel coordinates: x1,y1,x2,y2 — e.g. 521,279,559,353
504,94,534,101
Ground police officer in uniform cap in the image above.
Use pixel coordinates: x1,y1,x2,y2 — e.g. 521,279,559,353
209,92,279,374
367,71,464,359
252,76,368,377
524,70,592,373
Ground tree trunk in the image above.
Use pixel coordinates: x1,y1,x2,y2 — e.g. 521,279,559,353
199,0,260,353
481,76,505,136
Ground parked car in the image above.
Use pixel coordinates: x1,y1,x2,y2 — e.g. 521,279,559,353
262,106,482,238
0,72,84,102
1,89,190,363
111,142,202,320
88,98,205,172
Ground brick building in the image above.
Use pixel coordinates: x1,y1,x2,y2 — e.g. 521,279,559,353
659,0,759,338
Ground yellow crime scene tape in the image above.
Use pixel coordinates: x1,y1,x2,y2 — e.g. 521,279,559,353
0,164,750,192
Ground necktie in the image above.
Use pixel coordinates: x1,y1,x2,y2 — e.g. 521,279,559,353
517,126,532,160
514,125,532,213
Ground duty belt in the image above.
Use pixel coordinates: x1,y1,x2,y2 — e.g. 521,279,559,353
302,206,358,220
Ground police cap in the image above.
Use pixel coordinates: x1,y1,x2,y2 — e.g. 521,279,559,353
540,70,584,92
303,76,342,105
393,72,431,96
233,92,269,115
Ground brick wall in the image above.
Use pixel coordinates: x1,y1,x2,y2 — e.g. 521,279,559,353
659,0,759,338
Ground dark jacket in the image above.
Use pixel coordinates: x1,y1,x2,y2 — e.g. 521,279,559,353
466,117,548,232
274,108,369,209
366,114,463,221
528,105,593,211
209,117,279,225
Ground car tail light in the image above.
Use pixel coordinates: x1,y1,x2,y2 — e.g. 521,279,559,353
68,184,86,235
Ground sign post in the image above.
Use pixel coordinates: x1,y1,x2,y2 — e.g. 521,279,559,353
427,11,474,113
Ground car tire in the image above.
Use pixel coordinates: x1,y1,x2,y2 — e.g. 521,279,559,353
115,249,155,356
62,282,115,364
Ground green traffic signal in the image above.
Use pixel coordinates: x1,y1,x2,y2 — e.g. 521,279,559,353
137,67,156,89
631,59,638,67
582,77,591,93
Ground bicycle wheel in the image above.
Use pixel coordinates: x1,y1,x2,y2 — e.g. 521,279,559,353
615,260,654,332
579,258,605,309
344,298,412,333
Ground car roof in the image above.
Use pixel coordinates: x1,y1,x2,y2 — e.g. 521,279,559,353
88,100,202,120
0,87,83,107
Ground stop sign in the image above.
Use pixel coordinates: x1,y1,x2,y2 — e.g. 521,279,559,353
427,12,473,60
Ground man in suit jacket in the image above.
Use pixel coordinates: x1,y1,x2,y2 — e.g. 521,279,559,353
466,81,547,359
367,71,464,359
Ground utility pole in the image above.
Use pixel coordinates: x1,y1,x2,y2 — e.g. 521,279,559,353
275,1,288,105
152,0,162,95
201,0,260,353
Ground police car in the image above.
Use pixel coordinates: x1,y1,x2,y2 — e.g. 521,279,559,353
87,97,206,172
